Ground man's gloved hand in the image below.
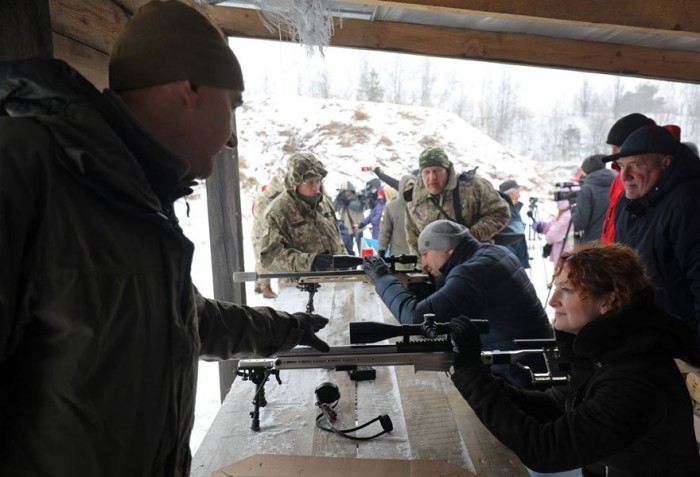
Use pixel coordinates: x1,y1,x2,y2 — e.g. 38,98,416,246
291,312,330,352
311,253,333,271
363,255,391,282
448,316,483,370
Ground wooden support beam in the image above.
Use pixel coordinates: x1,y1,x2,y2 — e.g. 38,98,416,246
344,0,700,38
211,6,700,84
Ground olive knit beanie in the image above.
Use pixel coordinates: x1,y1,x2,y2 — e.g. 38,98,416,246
109,0,244,92
418,147,451,170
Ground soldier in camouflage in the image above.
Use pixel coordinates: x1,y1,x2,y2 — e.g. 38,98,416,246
405,147,510,255
251,172,285,298
260,153,346,276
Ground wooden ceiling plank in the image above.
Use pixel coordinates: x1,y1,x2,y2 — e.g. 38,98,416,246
48,0,140,55
343,0,700,37
212,6,700,84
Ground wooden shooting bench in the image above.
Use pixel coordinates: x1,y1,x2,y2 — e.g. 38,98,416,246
190,281,528,477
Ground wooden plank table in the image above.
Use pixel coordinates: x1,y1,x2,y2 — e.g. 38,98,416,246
190,281,529,477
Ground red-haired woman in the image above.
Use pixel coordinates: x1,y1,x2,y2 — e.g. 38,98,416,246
449,242,700,477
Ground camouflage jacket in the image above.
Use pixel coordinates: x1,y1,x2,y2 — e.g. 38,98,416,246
251,174,284,256
405,165,510,254
259,154,345,272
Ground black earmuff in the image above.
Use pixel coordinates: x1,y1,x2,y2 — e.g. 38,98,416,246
314,382,393,441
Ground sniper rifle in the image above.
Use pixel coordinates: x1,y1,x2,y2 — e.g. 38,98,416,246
236,315,568,431
234,254,431,312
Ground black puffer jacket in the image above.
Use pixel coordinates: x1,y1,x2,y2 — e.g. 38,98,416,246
615,150,700,363
452,292,700,476
373,234,552,350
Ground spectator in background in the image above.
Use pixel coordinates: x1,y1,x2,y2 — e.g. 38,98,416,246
604,125,700,364
533,198,574,264
497,179,530,269
405,147,510,254
260,153,346,274
601,114,683,243
251,172,285,298
379,175,415,263
356,188,386,240
333,180,365,254
571,154,615,243
370,164,419,191
364,220,552,386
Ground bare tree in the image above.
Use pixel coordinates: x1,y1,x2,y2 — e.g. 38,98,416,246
418,58,435,107
575,79,593,117
387,56,405,104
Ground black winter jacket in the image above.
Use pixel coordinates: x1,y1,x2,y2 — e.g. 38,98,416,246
373,234,552,350
0,59,305,477
614,151,700,363
452,292,700,476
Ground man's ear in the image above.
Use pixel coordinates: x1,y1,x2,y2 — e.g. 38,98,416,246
600,292,616,315
175,80,199,109
662,155,673,168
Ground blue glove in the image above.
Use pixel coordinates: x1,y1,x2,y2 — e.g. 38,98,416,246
448,316,483,369
531,220,546,234
291,312,330,352
363,255,391,282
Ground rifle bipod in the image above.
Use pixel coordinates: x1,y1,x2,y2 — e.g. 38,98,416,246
236,367,281,431
296,282,320,313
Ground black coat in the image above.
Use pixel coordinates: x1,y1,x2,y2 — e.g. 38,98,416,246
373,234,552,350
614,151,700,363
452,292,700,476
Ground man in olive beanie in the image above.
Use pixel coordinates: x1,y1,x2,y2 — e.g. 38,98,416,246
405,146,510,255
0,2,331,476
363,219,552,386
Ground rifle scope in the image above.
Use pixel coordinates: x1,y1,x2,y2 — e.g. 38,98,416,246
349,314,489,344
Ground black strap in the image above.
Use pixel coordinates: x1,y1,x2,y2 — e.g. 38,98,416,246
429,195,456,222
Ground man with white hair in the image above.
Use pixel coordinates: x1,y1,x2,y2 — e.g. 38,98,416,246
604,124,700,364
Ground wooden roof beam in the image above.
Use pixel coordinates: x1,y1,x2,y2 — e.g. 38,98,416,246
212,6,700,84
345,0,700,37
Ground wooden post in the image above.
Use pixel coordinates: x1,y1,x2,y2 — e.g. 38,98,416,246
0,0,52,60
206,116,247,402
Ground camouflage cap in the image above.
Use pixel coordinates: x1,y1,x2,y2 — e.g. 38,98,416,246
286,152,328,188
418,147,451,170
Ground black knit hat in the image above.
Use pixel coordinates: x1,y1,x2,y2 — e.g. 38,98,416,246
606,113,656,147
602,125,679,163
498,179,519,192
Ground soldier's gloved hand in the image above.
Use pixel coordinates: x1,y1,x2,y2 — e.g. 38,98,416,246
363,255,391,282
291,312,330,352
448,316,483,370
311,253,333,271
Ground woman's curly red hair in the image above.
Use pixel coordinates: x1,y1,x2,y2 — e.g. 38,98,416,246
553,241,652,313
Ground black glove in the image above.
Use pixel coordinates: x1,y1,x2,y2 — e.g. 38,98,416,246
363,255,391,282
291,312,330,352
311,253,333,271
378,249,386,258
448,316,483,370
332,255,363,269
